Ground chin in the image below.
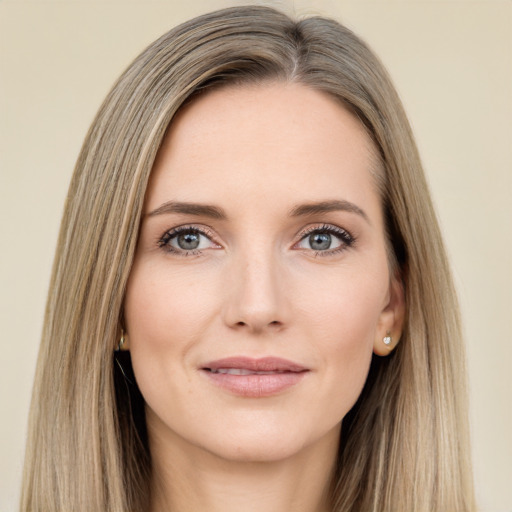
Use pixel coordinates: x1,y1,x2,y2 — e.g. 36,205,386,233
194,418,341,464
215,437,304,463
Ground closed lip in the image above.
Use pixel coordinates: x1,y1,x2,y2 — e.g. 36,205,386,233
200,357,309,398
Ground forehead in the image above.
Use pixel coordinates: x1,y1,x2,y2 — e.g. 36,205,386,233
147,83,382,217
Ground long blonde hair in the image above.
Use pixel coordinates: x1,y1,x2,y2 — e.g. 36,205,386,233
21,6,475,511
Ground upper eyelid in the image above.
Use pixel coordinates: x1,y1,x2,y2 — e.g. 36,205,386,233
295,223,353,239
300,224,346,234
160,222,350,236
162,224,216,238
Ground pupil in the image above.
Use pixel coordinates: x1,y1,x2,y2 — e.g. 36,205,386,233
177,232,200,250
310,232,331,250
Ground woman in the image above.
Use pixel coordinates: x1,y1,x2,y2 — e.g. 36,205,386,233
20,5,476,511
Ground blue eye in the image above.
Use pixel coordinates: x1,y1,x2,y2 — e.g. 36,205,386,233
296,225,354,254
159,226,218,254
173,231,203,250
307,232,335,251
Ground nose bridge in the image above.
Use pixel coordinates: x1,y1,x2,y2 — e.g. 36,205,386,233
223,243,287,332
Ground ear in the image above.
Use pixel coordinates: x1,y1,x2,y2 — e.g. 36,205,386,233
373,272,405,356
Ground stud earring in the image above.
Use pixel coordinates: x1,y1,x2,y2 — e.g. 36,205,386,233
383,331,392,346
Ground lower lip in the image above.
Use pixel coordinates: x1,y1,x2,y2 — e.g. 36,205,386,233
202,370,308,398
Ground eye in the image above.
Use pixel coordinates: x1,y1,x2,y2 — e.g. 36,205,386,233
295,225,354,255
158,226,220,255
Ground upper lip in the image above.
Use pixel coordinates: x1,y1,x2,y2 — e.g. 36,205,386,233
202,357,308,373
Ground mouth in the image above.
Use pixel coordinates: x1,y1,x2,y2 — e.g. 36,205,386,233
207,368,293,375
201,357,309,397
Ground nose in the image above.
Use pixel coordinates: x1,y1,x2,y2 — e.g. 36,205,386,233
222,248,289,334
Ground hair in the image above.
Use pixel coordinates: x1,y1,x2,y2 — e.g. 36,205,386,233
21,5,475,512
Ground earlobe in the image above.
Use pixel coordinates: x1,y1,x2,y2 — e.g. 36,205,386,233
374,330,397,356
373,273,405,356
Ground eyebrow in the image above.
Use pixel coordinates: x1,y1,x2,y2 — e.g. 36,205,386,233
147,201,227,219
146,199,369,223
289,200,369,223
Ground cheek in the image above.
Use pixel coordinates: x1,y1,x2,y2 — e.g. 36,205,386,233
296,258,387,345
122,261,218,416
122,261,220,419
295,261,387,405
124,261,219,350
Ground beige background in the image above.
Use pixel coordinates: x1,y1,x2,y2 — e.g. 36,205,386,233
1,1,510,510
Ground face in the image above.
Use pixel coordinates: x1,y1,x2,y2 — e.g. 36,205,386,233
124,83,404,464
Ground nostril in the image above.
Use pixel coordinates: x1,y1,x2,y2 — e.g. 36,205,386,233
233,320,281,329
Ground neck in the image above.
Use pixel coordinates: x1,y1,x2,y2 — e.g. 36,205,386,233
148,424,339,512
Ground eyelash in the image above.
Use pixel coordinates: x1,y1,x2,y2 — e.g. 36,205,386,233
157,223,356,257
157,225,216,256
296,224,355,257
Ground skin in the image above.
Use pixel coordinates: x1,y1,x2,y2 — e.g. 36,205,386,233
123,82,404,512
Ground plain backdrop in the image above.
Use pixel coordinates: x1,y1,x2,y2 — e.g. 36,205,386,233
1,1,511,510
